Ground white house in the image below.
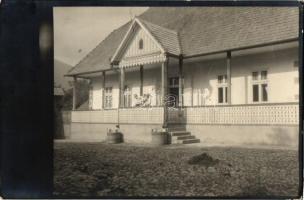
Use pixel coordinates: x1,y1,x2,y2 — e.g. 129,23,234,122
65,7,299,147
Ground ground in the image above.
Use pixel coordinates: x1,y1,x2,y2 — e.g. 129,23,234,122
54,142,299,197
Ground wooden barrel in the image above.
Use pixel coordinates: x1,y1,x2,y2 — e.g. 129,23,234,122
151,131,168,145
107,131,123,144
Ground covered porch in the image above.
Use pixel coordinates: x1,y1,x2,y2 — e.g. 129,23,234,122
69,39,299,129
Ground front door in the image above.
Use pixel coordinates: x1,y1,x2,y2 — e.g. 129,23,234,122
168,77,179,107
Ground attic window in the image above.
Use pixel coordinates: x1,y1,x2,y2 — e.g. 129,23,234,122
139,39,143,50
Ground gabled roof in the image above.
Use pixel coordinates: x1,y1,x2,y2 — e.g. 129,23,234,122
67,22,131,76
111,18,165,63
67,7,298,76
139,19,181,56
111,18,180,63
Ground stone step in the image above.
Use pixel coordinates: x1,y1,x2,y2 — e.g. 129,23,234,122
170,131,191,136
171,135,196,144
180,138,200,144
167,127,186,132
175,135,195,140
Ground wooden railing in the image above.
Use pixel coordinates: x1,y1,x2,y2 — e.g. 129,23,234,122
168,103,299,125
71,107,164,124
71,103,298,125
71,109,118,123
119,107,164,124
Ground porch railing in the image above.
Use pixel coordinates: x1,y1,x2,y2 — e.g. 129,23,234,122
71,109,118,124
71,103,298,125
71,107,164,124
119,107,164,124
168,103,299,125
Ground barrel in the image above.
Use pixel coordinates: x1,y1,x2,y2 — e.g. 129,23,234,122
151,131,168,145
107,131,123,144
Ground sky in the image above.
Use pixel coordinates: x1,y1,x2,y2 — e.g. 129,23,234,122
54,7,148,66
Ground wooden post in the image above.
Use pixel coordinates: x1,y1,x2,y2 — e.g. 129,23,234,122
72,76,77,110
120,68,125,108
101,71,105,109
191,73,194,107
227,51,231,104
161,57,169,128
140,65,143,96
178,57,183,107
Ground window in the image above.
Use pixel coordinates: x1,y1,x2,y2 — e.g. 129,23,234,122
261,71,267,80
217,75,228,104
104,87,112,108
169,77,179,88
261,84,268,101
218,87,224,103
218,75,227,84
124,85,132,107
294,60,299,68
252,84,259,102
252,71,268,102
252,72,259,81
139,39,143,50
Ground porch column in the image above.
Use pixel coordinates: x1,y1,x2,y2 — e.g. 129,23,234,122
140,65,143,96
191,73,194,106
120,68,125,108
72,76,77,110
178,57,184,106
227,51,231,104
101,71,106,109
161,57,169,128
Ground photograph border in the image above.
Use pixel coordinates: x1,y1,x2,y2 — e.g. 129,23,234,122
0,0,303,198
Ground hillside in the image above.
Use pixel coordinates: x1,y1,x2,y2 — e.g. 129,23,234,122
54,59,73,89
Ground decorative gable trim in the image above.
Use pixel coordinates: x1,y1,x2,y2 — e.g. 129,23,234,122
135,18,166,54
110,18,165,64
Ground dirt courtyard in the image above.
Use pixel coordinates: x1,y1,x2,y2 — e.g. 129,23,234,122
54,142,299,198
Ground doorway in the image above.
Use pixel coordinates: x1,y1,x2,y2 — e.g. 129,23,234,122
168,77,179,107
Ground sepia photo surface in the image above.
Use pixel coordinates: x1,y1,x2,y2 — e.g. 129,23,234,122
54,6,300,197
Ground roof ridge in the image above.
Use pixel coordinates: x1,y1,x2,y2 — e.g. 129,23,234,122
176,31,183,55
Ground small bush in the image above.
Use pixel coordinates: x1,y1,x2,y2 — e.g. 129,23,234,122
188,153,219,167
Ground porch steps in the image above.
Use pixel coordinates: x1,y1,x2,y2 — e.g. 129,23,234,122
175,135,195,140
171,131,191,136
169,130,200,144
167,126,187,132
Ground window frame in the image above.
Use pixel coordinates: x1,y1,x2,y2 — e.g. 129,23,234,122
123,85,132,108
104,87,113,109
251,70,268,103
138,39,144,50
217,75,228,104
169,77,179,88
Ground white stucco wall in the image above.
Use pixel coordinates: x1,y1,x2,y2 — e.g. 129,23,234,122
183,47,299,106
91,73,119,109
232,47,299,104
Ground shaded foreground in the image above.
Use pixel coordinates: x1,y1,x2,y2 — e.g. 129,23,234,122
54,142,299,197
